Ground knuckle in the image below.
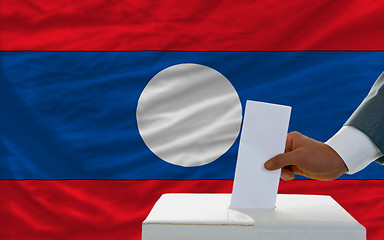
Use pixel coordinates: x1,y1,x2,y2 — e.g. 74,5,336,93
289,131,302,139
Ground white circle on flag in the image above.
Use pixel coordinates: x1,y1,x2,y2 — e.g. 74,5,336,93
136,63,242,167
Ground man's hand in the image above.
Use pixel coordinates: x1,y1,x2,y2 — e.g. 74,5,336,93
264,131,348,181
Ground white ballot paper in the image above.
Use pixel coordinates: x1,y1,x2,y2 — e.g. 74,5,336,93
230,100,291,209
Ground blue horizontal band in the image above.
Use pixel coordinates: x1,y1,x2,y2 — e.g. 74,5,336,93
1,51,384,180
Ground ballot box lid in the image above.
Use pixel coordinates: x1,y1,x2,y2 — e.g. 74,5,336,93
143,193,366,240
143,194,362,226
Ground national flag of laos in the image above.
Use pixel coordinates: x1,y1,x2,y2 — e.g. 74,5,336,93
1,1,384,239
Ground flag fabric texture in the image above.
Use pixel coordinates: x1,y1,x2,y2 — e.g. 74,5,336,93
1,1,384,239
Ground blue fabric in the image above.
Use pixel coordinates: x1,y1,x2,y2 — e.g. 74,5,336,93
1,51,384,180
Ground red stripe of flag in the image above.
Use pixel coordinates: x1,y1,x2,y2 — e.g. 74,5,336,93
1,180,383,240
1,0,384,51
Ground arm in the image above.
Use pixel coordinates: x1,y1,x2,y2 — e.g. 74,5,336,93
265,72,384,180
344,72,384,165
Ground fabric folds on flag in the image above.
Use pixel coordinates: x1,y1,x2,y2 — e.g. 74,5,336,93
1,1,384,239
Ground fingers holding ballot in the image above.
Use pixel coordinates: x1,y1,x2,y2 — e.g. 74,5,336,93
264,131,348,181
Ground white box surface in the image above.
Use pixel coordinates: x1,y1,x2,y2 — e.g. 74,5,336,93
142,194,365,240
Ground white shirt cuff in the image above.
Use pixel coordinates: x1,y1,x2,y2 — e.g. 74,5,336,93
325,126,383,174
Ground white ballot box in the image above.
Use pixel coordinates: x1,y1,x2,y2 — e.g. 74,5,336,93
142,194,366,240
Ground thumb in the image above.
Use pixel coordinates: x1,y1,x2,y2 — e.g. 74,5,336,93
264,151,299,170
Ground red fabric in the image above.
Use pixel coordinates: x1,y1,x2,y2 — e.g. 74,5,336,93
1,180,383,240
2,0,384,51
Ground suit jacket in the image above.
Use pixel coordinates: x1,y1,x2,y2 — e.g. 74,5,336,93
345,72,384,164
